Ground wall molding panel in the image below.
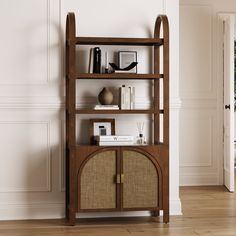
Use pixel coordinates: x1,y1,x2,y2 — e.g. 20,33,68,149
0,121,51,193
180,4,215,99
0,202,64,220
180,1,221,186
180,114,215,167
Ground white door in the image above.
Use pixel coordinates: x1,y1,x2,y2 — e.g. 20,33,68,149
223,15,235,192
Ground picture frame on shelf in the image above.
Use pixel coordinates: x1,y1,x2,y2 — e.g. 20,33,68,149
118,51,137,73
89,118,115,144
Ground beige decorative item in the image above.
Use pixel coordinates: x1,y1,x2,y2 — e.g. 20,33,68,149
98,87,113,105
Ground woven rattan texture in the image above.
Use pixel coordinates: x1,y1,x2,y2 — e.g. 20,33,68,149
80,151,116,209
123,150,158,208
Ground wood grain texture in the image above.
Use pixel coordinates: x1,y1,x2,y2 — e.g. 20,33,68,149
1,184,236,235
75,37,163,46
76,73,163,80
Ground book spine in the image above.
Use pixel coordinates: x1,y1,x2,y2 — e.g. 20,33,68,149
128,86,131,109
120,85,132,110
97,136,134,141
88,48,94,73
98,141,134,146
120,85,126,109
124,86,130,109
131,86,135,109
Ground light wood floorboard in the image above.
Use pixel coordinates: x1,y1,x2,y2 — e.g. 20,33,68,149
1,185,236,235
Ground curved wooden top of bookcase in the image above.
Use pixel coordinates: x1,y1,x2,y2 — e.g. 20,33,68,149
66,12,169,47
154,14,169,146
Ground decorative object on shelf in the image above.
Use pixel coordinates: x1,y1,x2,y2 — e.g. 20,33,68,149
119,85,135,109
98,87,114,105
109,62,138,73
89,118,115,144
119,51,137,73
136,122,146,145
93,47,101,73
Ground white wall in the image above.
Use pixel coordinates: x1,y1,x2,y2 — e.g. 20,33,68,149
180,0,236,185
0,0,181,220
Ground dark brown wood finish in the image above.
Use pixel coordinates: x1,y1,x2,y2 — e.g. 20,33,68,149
154,15,169,223
76,73,163,80
65,12,169,225
74,37,163,46
66,12,77,226
76,109,164,114
155,15,169,146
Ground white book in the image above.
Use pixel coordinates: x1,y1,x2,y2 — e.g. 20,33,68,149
120,85,130,109
88,48,94,73
98,141,134,146
96,135,134,142
94,105,119,110
114,70,130,73
130,86,135,109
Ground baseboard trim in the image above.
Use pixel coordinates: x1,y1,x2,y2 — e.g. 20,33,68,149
0,203,64,220
180,173,219,186
0,199,182,220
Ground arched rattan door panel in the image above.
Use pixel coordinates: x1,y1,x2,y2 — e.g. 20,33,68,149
79,150,117,210
122,150,159,209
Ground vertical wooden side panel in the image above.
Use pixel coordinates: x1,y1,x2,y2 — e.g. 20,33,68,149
66,12,76,226
154,15,169,223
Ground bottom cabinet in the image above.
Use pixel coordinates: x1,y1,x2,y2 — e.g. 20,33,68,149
72,145,168,225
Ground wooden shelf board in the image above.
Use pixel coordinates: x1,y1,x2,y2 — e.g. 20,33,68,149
76,144,157,148
76,73,163,80
73,37,163,46
75,109,163,114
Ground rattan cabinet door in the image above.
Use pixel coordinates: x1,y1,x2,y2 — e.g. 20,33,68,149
80,150,117,210
122,150,158,209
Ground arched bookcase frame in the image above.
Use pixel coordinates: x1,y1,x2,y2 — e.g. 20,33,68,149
65,12,169,225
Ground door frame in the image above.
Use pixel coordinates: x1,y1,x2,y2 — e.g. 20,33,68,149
218,13,235,191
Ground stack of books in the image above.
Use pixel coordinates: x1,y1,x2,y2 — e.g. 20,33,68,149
94,105,119,110
119,85,135,110
95,135,134,146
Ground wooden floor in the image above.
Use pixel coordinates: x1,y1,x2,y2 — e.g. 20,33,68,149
1,185,236,236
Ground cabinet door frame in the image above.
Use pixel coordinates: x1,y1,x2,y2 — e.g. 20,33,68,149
120,147,162,211
77,147,121,212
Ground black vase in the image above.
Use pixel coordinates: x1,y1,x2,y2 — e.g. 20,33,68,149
93,47,101,73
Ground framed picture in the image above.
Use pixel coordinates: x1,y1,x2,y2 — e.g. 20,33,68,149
118,51,137,73
89,119,115,144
